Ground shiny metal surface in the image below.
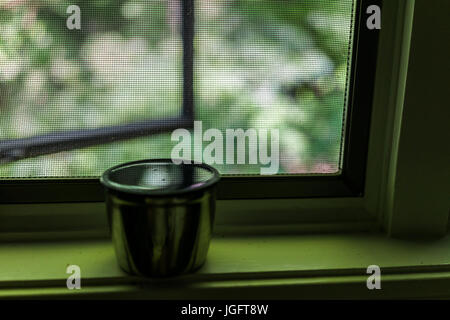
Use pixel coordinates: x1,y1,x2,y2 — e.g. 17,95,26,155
101,159,219,277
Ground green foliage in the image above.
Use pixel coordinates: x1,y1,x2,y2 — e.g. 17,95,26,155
0,0,354,177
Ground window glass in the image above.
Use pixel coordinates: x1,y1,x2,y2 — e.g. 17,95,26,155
0,0,355,177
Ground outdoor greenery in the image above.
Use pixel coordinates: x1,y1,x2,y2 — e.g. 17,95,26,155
0,0,354,177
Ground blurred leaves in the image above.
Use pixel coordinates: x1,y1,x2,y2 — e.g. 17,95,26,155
0,0,354,176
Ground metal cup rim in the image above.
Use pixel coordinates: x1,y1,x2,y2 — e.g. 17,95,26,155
100,159,221,197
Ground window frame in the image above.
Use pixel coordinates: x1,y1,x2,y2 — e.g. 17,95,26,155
0,0,381,203
1,2,450,301
376,0,450,238
0,0,448,240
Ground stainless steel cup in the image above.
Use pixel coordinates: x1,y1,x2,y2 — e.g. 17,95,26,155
100,159,220,277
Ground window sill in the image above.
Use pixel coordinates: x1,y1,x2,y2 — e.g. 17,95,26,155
1,232,450,299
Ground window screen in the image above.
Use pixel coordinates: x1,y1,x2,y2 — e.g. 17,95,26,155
0,0,355,177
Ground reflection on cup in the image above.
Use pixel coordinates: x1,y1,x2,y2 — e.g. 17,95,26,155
100,159,220,277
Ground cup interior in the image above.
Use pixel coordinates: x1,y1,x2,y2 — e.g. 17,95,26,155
101,159,220,196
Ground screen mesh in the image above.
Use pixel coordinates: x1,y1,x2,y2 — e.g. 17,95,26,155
0,0,355,177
